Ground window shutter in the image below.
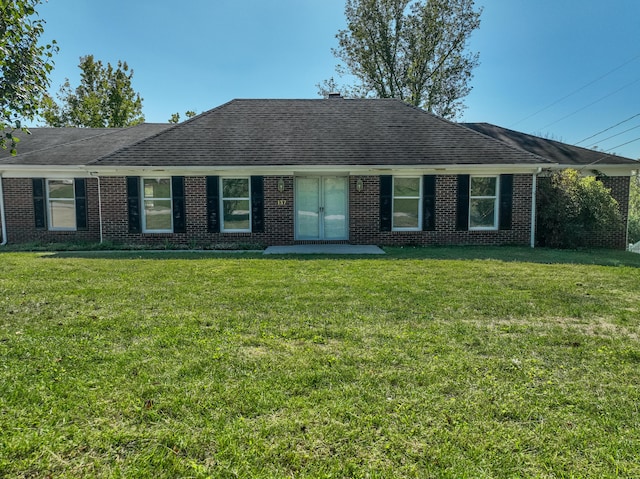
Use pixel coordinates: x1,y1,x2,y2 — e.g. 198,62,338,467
422,175,436,231
126,176,141,233
172,176,186,233
379,175,393,232
74,178,87,229
206,176,220,233
456,175,470,231
499,174,513,230
32,178,46,229
251,176,264,233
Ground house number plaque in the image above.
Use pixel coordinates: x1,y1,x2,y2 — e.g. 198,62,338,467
277,199,287,206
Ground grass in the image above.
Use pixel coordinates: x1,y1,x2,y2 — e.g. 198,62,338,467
0,247,639,478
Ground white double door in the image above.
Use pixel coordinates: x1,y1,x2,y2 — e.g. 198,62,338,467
295,176,348,240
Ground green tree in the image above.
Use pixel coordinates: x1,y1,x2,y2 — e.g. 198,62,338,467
168,110,197,124
318,0,481,119
43,55,144,127
628,175,640,244
537,169,623,249
1,0,57,153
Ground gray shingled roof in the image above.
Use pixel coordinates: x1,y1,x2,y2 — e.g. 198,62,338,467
94,99,548,167
462,123,638,166
0,124,170,165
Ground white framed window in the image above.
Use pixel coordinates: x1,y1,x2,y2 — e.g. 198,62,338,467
47,179,76,231
220,177,251,232
141,178,173,233
392,176,422,231
469,175,499,230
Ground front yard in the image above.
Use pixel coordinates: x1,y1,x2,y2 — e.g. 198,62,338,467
1,248,639,477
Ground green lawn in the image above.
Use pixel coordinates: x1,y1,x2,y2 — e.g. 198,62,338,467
1,248,639,478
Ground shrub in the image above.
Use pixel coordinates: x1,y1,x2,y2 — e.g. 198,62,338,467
537,169,622,248
628,176,640,244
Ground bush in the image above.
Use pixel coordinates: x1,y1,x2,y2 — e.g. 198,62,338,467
537,169,622,248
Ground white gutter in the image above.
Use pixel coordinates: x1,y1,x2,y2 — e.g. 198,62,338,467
530,168,541,248
0,173,7,246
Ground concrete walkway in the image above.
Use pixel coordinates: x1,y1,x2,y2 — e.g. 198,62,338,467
263,244,385,255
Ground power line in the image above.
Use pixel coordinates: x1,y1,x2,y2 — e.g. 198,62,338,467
605,136,640,154
536,76,640,131
575,112,640,145
586,123,640,149
509,51,640,128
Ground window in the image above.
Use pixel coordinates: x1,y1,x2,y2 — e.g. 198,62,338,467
469,176,498,230
393,177,422,230
141,178,172,232
47,179,76,230
220,178,251,232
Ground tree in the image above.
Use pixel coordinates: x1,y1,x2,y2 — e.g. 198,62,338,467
537,169,623,249
318,0,481,119
1,0,57,153
628,175,640,244
168,110,197,124
43,55,144,127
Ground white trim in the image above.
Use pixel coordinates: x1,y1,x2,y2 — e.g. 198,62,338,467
219,177,252,233
0,173,7,245
140,177,173,233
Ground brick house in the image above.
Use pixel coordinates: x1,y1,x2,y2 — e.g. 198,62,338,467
1,97,637,248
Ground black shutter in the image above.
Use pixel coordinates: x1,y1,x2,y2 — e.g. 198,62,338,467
32,178,46,229
251,176,264,233
74,178,87,229
206,176,220,233
422,175,436,231
379,175,393,232
172,176,186,233
126,176,141,233
499,174,513,230
456,175,470,231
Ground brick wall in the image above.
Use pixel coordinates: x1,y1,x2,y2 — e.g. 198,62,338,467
6,173,627,249
349,174,533,246
1,177,100,244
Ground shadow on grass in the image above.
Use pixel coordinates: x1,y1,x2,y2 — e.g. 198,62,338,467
25,245,640,267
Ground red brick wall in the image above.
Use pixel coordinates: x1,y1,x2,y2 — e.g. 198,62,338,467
5,173,626,249
1,177,100,244
349,174,533,246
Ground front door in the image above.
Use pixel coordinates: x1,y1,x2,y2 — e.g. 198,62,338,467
295,176,348,240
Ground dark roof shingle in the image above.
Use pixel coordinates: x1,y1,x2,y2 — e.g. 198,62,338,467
95,99,547,167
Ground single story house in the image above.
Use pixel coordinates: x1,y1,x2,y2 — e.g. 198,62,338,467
1,97,637,248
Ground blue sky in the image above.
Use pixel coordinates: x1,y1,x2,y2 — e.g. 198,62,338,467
38,0,640,160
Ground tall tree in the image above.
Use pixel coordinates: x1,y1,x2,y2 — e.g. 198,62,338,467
168,110,197,124
319,0,481,120
43,55,144,127
1,0,57,153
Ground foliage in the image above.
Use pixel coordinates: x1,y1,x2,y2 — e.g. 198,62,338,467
168,110,197,124
628,175,640,244
42,54,144,127
0,253,639,477
537,169,623,249
319,0,481,119
0,0,57,154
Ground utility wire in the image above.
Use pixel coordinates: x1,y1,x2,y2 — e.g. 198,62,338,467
575,112,640,145
536,77,640,131
586,123,640,149
509,51,640,128
605,136,640,153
